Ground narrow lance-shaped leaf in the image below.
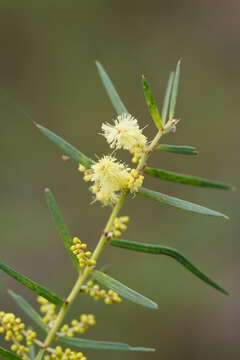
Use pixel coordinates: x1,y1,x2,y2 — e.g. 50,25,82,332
45,188,79,271
169,60,181,120
92,271,158,310
0,263,64,306
0,346,23,360
36,123,94,168
155,144,198,156
142,75,163,130
110,239,229,295
161,71,174,124
8,290,47,331
29,344,36,360
58,336,155,352
144,167,235,191
138,187,228,218
96,61,128,115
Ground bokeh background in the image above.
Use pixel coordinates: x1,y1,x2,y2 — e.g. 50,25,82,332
0,1,239,359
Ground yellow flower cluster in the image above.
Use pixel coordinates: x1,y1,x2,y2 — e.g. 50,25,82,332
44,346,87,360
60,314,96,337
78,114,147,205
79,157,144,206
81,281,122,304
127,169,144,193
0,311,36,359
70,237,96,269
38,296,57,325
111,216,129,238
101,113,147,163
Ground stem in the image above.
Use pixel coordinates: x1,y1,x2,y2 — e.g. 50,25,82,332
35,129,163,360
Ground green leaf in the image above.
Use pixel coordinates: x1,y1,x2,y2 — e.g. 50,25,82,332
142,75,163,130
169,60,181,120
110,239,229,295
58,336,155,352
36,123,94,168
144,167,235,191
29,344,36,360
155,144,198,156
92,270,158,310
0,263,63,306
45,188,79,271
96,61,128,115
0,346,23,360
8,290,47,331
161,71,174,124
138,187,228,218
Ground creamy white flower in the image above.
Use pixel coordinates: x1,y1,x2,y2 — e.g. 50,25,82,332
101,114,147,155
90,155,130,205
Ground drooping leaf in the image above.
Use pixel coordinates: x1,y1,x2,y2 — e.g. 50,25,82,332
138,187,228,218
0,263,63,306
96,61,128,115
8,290,47,331
161,71,174,124
110,239,229,295
92,271,158,310
0,346,23,360
142,75,163,130
144,167,235,191
155,144,198,156
58,336,155,352
45,188,79,271
36,124,94,168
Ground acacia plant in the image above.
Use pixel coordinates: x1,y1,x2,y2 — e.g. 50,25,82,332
0,61,233,360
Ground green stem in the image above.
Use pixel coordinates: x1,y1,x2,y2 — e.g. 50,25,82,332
35,129,163,360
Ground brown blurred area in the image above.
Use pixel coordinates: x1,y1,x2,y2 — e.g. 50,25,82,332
0,1,239,359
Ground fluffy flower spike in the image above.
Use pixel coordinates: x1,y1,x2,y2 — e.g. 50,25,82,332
102,113,147,162
90,155,130,205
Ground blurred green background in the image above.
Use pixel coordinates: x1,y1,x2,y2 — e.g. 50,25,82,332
0,1,239,359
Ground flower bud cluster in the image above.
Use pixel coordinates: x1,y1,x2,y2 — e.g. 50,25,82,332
37,296,57,324
127,169,144,193
44,346,87,360
81,281,122,304
111,216,129,238
70,237,96,269
0,311,36,359
78,165,92,182
60,314,96,337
